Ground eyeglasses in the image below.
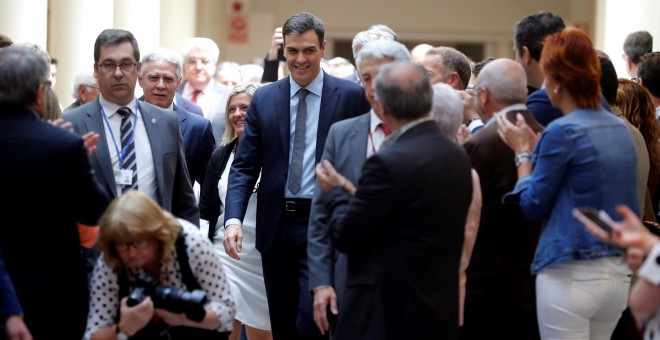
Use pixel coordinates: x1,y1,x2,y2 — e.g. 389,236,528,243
115,238,152,252
632,77,641,84
97,62,137,74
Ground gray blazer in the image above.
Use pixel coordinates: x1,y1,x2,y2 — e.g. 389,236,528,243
62,97,199,225
308,112,370,302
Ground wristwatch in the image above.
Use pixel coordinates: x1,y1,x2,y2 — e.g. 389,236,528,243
116,324,129,340
515,151,532,167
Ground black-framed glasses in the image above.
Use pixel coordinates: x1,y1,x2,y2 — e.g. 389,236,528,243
114,238,152,252
97,62,137,73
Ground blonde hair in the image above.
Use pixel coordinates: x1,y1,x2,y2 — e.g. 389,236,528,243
98,190,181,272
220,82,263,146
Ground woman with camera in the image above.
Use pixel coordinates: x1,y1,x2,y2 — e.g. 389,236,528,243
84,190,235,340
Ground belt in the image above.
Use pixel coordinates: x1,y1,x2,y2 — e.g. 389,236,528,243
282,198,312,214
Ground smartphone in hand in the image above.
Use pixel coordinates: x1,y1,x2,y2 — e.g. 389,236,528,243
573,207,615,240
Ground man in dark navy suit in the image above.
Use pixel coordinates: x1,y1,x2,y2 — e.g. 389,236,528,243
138,48,216,189
224,12,370,340
0,46,110,339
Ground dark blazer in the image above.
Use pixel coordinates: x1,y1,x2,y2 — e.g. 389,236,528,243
308,113,369,302
0,250,22,322
528,89,611,126
462,109,544,339
176,92,204,117
63,97,199,225
177,80,230,145
225,72,370,253
200,139,238,240
328,120,472,340
0,107,110,338
172,103,216,188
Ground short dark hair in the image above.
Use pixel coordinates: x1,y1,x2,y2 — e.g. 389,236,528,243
514,11,565,62
93,29,140,63
637,51,660,98
471,57,495,78
282,12,325,47
624,31,653,64
375,61,432,120
0,46,49,107
599,55,618,105
50,57,58,65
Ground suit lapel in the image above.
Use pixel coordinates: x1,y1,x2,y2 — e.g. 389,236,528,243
349,114,370,181
139,102,164,192
277,79,292,158
87,98,116,196
317,74,339,163
173,104,188,136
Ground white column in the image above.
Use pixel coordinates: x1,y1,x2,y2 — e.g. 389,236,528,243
0,0,48,48
113,0,160,99
160,0,196,56
49,0,114,107
595,0,660,79
114,0,160,59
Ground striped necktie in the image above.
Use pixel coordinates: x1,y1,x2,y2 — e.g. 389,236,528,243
117,107,138,193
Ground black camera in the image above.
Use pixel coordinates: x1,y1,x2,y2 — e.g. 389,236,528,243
127,273,208,322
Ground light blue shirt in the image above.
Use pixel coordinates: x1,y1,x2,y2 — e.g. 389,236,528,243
285,72,324,198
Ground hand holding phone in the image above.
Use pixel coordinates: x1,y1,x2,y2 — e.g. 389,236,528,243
573,207,615,241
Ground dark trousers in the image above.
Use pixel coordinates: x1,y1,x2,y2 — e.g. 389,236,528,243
261,212,325,340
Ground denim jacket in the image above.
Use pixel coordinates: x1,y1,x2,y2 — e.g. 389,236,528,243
505,107,639,274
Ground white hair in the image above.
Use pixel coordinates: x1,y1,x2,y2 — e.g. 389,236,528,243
71,70,96,101
181,37,220,62
431,83,464,138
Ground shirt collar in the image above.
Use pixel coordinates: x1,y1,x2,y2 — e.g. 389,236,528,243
99,94,137,117
495,103,528,117
381,115,432,150
290,71,324,98
369,109,384,133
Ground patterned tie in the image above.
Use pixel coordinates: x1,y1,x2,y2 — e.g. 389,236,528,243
380,123,391,136
288,88,308,195
191,90,201,104
117,107,138,193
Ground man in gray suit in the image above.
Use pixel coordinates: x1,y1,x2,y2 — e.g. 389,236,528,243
63,29,199,225
307,39,411,338
177,37,230,145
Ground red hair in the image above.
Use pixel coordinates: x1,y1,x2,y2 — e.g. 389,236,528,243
541,27,601,108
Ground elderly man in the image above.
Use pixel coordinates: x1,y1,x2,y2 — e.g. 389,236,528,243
178,37,230,144
0,45,110,339
64,70,99,112
138,48,216,190
308,39,410,339
461,58,544,340
319,61,472,339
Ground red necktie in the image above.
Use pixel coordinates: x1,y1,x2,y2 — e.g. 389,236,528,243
380,123,391,136
191,90,201,104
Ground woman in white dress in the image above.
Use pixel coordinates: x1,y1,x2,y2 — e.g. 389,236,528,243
200,83,272,340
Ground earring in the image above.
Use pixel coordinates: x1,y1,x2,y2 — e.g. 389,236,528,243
553,88,558,94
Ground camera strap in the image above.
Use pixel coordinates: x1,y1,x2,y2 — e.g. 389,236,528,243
174,231,202,291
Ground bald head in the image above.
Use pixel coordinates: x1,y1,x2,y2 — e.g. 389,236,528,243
375,61,432,121
411,43,433,64
475,58,527,106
